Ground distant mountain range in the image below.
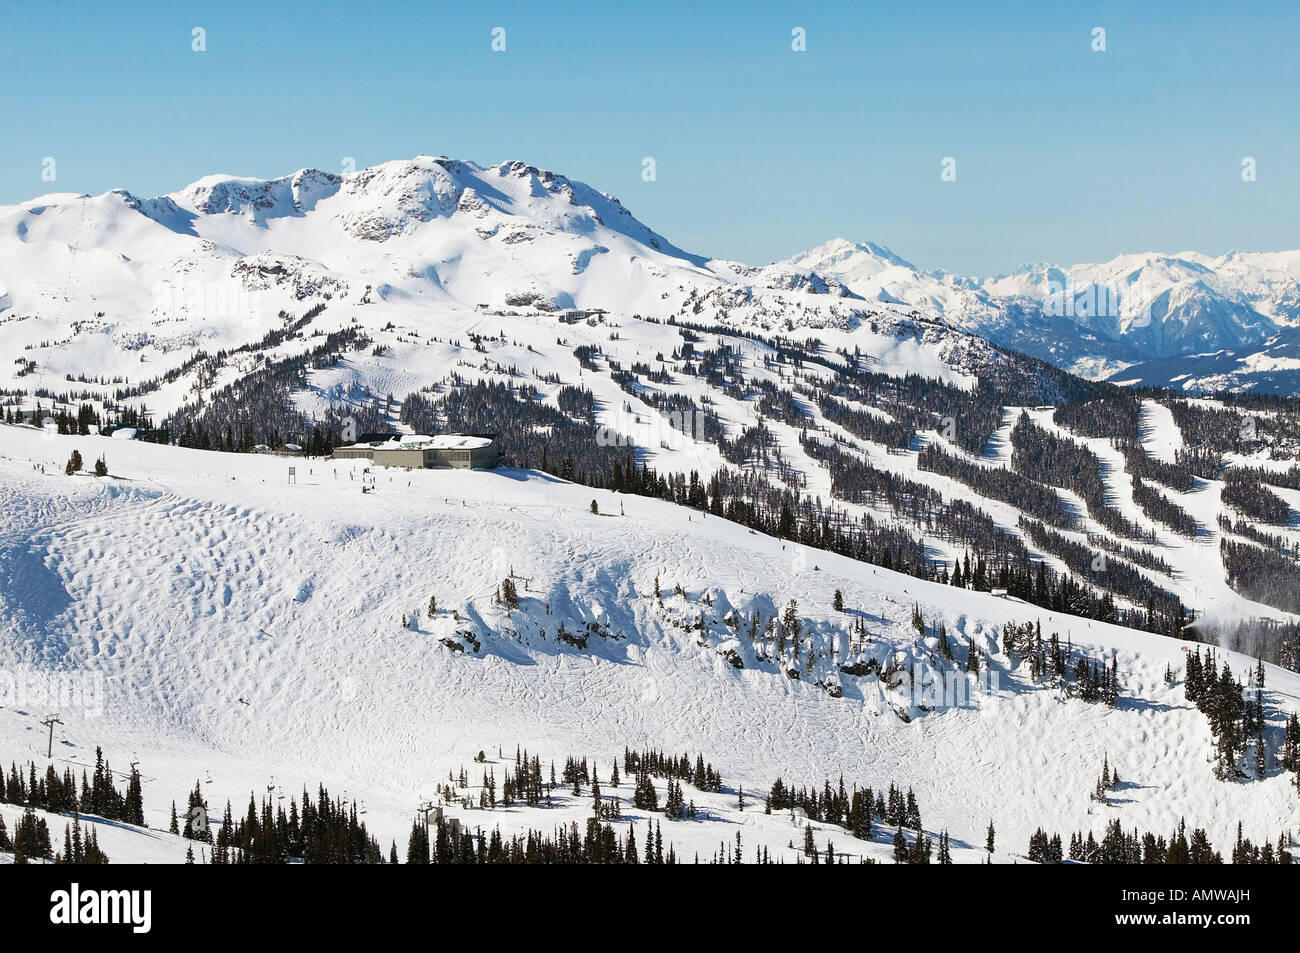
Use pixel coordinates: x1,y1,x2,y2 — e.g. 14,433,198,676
784,239,1300,394
2,155,1299,398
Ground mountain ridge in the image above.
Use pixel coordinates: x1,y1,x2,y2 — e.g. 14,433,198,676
781,239,1300,392
3,155,1300,402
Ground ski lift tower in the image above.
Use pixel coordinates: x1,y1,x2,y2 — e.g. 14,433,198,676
41,714,63,758
417,798,439,847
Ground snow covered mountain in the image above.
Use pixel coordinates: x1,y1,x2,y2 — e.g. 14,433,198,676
3,157,1300,865
786,238,998,320
783,240,1300,393
1,157,1037,422
5,156,1300,404
1110,325,1300,394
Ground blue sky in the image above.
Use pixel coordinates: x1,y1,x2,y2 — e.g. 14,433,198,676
1,0,1295,274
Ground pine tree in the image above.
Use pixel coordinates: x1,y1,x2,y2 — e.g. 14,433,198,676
124,765,145,826
937,624,952,660
937,830,952,864
1283,713,1299,771
893,826,907,863
406,817,429,864
783,600,800,641
184,780,211,842
501,577,519,609
71,813,84,863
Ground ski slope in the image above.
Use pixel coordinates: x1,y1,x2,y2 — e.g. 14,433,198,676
1,423,1297,863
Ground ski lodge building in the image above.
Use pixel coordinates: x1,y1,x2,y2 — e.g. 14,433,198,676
333,433,502,470
558,308,608,324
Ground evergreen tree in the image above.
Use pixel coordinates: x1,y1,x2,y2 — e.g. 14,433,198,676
892,826,907,863
500,577,519,609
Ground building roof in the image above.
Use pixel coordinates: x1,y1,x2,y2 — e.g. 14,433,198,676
360,434,495,451
428,434,494,450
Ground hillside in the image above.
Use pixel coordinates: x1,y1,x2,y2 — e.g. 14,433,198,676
1,424,1298,865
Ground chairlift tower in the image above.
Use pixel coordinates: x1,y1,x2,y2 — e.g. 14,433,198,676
41,714,63,758
417,798,437,845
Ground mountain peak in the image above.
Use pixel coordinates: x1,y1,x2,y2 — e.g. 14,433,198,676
790,237,915,272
